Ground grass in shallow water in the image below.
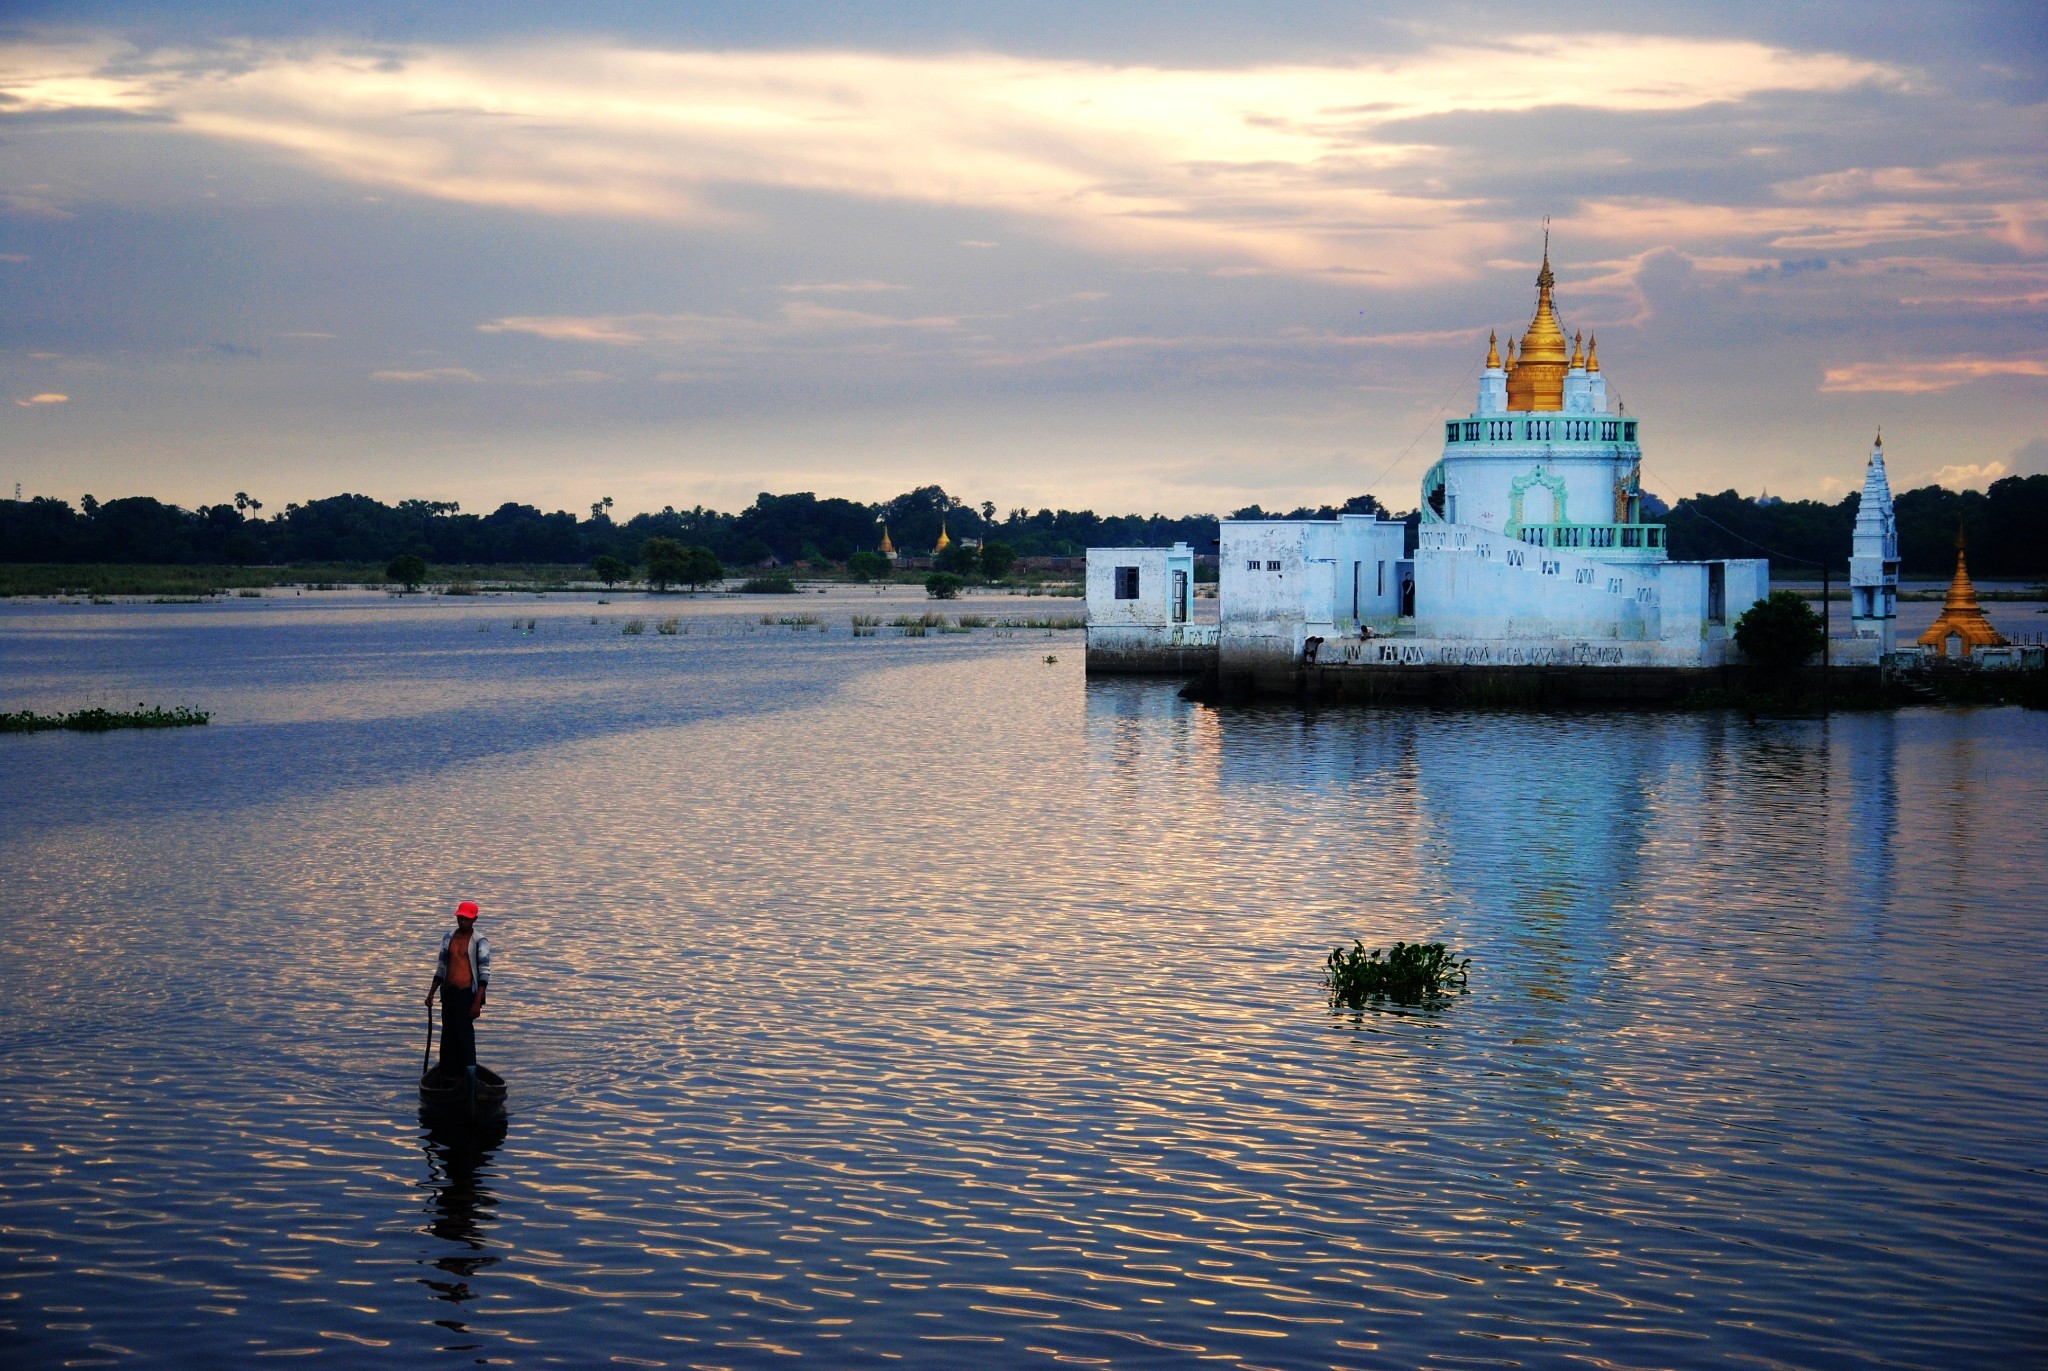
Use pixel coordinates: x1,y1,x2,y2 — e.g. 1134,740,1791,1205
2,705,211,734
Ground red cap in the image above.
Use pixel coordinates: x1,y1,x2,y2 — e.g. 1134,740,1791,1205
456,901,479,920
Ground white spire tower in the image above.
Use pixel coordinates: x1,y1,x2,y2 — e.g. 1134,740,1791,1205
1849,433,1899,651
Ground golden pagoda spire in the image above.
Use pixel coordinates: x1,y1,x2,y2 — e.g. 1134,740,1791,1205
1916,522,2008,657
1485,330,1501,369
1505,334,1518,370
1505,234,1569,410
934,521,951,553
1570,330,1584,369
878,524,895,556
1585,334,1600,372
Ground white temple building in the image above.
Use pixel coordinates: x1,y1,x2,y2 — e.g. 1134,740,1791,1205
1087,246,1903,692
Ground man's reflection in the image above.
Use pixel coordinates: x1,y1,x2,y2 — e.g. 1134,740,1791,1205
418,1111,507,1345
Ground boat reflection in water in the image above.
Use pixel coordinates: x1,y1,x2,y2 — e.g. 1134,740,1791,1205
417,1109,508,1351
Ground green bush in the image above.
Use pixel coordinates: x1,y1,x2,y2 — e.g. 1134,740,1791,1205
642,537,687,592
846,551,890,582
386,553,427,591
739,574,797,594
925,572,965,600
591,553,630,589
933,543,980,575
1324,940,1469,1007
679,545,724,590
979,541,1018,580
1733,589,1824,668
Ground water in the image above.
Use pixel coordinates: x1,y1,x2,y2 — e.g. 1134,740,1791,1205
3,591,2046,1369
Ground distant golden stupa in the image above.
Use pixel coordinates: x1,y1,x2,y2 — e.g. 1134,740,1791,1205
1917,525,2007,657
934,522,951,554
877,524,896,558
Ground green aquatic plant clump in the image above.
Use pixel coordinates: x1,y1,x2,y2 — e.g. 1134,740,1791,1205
2,704,211,734
1324,940,1469,1007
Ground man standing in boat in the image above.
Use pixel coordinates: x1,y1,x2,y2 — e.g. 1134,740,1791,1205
425,901,491,1071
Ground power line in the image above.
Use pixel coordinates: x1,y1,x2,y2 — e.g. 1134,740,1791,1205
1361,353,1483,503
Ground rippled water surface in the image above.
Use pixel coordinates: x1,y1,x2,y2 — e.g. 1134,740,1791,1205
3,591,2046,1369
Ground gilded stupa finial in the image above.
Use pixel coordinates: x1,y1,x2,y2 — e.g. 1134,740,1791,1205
934,521,951,553
1586,334,1600,372
1570,330,1583,369
1506,226,1568,409
1485,330,1501,369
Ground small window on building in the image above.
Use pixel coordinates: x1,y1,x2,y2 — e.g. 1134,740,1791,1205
1266,560,1282,572
1114,566,1140,599
1246,559,1259,572
1377,560,1386,596
1624,421,1637,441
1446,422,1460,443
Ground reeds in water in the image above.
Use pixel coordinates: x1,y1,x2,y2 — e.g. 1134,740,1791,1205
997,615,1087,630
955,614,989,628
2,704,211,733
621,618,646,635
778,613,821,627
850,613,880,637
655,617,681,635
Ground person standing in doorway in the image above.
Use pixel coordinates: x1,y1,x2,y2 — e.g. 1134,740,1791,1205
426,901,492,1071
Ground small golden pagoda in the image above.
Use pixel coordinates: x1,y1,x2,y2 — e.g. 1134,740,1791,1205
877,524,896,558
1503,244,1570,412
1917,526,2007,657
933,522,951,554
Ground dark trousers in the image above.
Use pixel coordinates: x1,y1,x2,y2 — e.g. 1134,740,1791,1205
439,985,476,1071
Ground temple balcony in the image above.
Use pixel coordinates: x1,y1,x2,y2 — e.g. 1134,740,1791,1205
1511,521,1666,563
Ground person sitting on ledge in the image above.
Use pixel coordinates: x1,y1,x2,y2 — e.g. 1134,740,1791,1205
425,900,491,1071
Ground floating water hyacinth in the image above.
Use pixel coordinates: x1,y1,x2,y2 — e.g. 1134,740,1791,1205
1324,940,1469,1007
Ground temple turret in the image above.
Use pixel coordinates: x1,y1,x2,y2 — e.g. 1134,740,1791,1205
1585,334,1608,413
1917,524,2008,657
1849,434,1899,651
1563,329,1593,413
878,524,897,560
934,522,951,554
1476,330,1508,415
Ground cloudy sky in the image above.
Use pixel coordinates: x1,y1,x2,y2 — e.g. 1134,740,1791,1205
3,1,2044,517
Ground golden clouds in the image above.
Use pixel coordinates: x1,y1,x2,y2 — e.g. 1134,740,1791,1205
1821,356,2048,393
3,33,1899,278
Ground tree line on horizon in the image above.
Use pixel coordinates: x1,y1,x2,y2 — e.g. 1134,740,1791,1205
2,475,2043,578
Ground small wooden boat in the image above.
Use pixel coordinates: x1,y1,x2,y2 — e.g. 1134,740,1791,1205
419,1062,507,1120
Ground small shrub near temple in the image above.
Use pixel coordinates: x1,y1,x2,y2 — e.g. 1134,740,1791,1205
924,572,965,600
1324,940,1469,1008
740,574,797,594
1734,590,1825,669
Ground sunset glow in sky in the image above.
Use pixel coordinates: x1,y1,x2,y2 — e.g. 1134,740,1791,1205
3,2,2044,515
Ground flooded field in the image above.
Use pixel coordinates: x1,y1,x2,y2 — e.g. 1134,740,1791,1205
2,588,2045,1368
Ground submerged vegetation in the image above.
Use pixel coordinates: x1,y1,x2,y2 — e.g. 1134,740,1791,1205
1324,940,1470,1007
2,704,211,734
